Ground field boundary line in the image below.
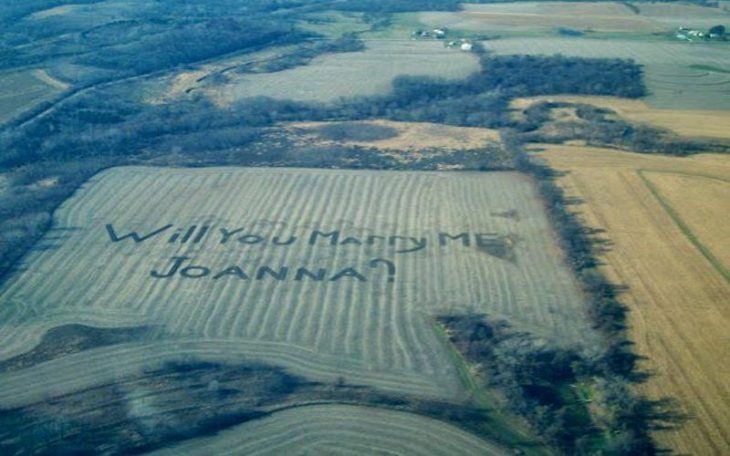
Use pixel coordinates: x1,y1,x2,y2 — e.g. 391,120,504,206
432,322,489,406
637,169,729,282
430,321,550,454
639,168,730,184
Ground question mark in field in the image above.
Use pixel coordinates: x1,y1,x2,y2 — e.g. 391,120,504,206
369,258,396,283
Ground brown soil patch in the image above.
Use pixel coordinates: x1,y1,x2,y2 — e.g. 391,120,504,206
286,119,501,152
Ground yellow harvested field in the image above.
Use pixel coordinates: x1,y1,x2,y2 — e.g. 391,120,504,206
420,1,730,32
643,172,730,273
420,2,663,32
536,144,730,455
512,95,730,139
636,2,730,28
286,120,501,151
637,2,726,18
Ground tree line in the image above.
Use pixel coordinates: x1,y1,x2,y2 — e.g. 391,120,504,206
517,101,730,155
439,312,683,454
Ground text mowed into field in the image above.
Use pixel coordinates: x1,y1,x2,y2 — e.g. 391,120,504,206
0,167,594,400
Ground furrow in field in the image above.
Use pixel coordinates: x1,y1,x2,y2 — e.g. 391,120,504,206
493,180,521,316
282,174,342,346
337,174,378,360
165,172,240,334
397,174,434,374
250,174,310,342
641,172,729,275
374,173,410,370
270,174,325,343
298,173,345,352
462,174,504,317
307,174,356,350
198,196,255,340
226,172,292,338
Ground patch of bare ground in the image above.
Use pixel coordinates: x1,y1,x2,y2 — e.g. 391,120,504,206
286,119,500,151
30,69,70,91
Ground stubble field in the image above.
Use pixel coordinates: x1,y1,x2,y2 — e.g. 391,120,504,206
0,167,597,410
419,2,663,33
203,40,480,104
537,144,730,455
644,172,729,271
418,1,730,34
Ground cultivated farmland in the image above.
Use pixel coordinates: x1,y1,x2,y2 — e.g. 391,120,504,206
644,172,729,271
146,44,301,105
152,404,510,456
204,40,480,104
537,144,730,455
418,1,730,35
635,2,730,29
419,2,663,33
0,167,597,407
485,38,730,109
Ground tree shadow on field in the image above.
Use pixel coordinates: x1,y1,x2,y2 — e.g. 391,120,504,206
0,360,316,455
515,150,690,453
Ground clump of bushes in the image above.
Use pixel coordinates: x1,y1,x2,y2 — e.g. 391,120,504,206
438,313,679,454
